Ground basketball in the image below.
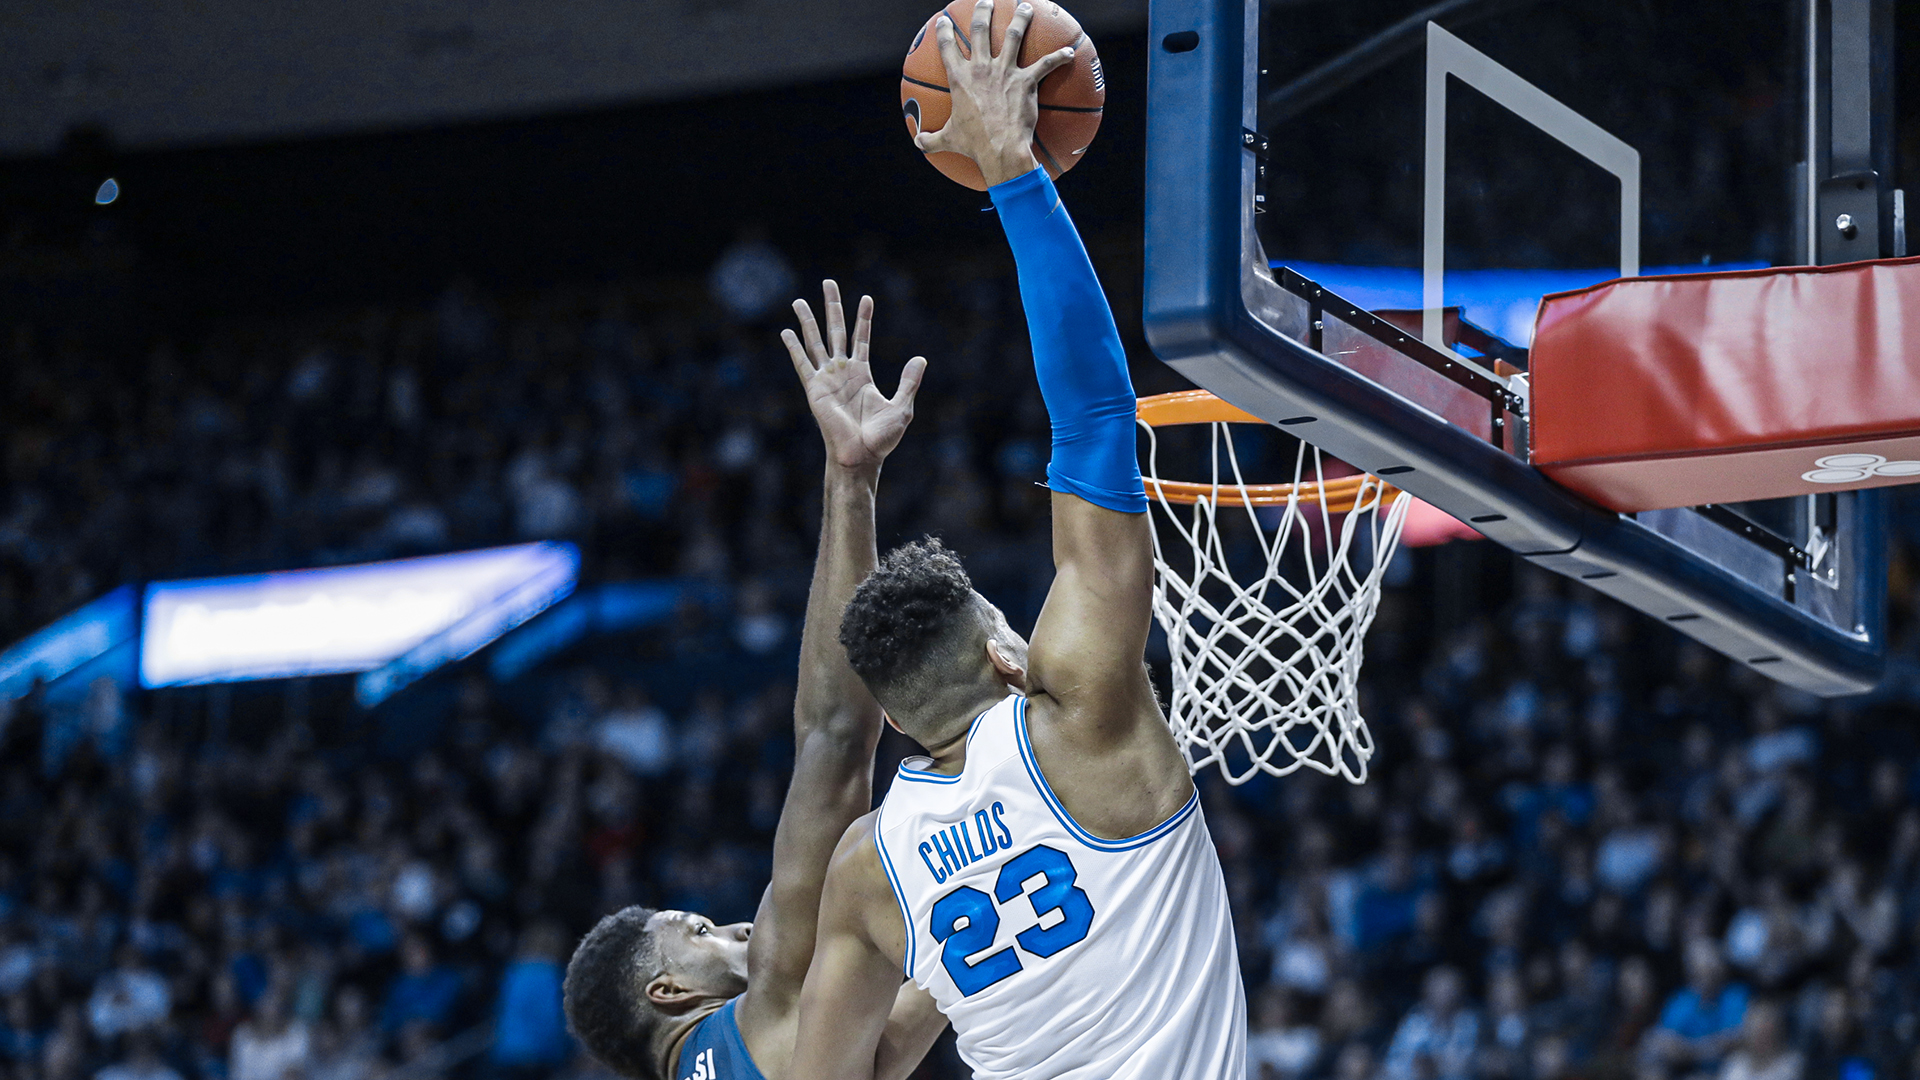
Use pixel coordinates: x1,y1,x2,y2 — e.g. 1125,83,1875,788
900,0,1106,191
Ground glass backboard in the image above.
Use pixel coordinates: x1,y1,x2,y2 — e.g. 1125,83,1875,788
1142,0,1896,694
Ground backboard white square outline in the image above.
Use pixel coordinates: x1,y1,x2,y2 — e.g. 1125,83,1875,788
1423,23,1641,347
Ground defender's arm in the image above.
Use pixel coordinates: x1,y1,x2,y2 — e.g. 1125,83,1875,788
791,816,913,1080
741,285,926,1031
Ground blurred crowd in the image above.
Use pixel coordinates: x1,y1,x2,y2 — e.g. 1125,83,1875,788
0,227,1068,645
1224,574,1920,1080
3,212,1920,1080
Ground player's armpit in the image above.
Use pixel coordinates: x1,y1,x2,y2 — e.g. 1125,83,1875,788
875,984,946,1080
790,816,911,1080
1021,491,1192,839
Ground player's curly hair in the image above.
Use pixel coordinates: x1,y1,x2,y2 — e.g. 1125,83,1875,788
563,906,664,1080
840,537,981,706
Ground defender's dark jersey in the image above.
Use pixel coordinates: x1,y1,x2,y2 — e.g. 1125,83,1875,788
674,998,764,1080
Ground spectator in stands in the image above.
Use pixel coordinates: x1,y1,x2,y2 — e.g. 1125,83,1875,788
1479,968,1530,1080
229,984,310,1080
1385,967,1481,1080
378,936,460,1038
590,686,674,778
1718,1000,1801,1080
1799,986,1871,1080
1246,985,1321,1080
1646,938,1749,1072
42,1003,88,1080
86,947,170,1039
93,1033,182,1080
307,987,382,1080
486,923,571,1080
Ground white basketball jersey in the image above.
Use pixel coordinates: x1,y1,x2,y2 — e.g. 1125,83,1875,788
873,695,1246,1080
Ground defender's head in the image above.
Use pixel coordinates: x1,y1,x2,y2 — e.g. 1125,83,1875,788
563,907,752,1080
839,538,1028,744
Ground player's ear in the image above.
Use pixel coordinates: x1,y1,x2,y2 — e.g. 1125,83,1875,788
644,972,702,1010
986,638,1027,688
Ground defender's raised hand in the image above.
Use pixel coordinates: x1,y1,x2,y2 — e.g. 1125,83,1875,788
783,280,928,472
913,0,1077,187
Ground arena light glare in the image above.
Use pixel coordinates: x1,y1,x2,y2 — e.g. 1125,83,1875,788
139,542,578,688
0,586,138,700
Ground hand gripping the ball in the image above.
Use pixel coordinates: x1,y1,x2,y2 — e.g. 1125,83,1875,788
913,0,1078,188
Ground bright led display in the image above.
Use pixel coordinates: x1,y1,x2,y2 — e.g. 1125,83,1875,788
140,543,579,687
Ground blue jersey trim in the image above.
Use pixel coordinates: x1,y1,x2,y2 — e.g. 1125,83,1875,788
894,764,963,784
1014,696,1198,852
871,803,917,976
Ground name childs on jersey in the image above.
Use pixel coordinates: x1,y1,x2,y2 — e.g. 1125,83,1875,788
918,801,1015,884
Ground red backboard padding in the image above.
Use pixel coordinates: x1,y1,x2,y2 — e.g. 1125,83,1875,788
1528,256,1920,512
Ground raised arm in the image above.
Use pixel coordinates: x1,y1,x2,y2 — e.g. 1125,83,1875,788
993,168,1158,735
736,283,927,1049
921,2,1172,763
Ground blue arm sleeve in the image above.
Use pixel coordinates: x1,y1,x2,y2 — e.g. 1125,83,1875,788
988,167,1148,514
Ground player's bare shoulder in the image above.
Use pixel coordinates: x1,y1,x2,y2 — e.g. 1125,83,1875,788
823,810,908,955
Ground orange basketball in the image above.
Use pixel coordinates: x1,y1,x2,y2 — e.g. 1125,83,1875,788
900,0,1106,191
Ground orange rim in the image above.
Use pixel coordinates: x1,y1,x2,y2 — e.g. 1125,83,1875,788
1136,389,1269,427
1138,391,1400,508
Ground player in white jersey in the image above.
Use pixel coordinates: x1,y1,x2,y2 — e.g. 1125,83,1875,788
789,4,1248,1078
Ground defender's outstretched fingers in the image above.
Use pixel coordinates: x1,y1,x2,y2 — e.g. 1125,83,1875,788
852,296,874,367
969,0,994,63
1003,3,1034,68
781,329,816,382
822,280,846,359
1025,44,1077,84
891,357,929,410
792,298,829,365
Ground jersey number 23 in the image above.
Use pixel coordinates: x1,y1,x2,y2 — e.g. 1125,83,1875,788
928,843,1095,996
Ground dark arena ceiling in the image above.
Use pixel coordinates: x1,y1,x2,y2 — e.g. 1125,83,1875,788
2,0,1150,155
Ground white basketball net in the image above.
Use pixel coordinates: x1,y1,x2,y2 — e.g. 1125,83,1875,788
1142,418,1413,785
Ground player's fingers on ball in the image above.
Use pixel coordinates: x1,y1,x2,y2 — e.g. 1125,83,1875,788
780,330,814,377
1027,44,1076,82
970,0,993,63
893,356,929,408
914,127,948,154
933,15,965,73
1003,4,1032,66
